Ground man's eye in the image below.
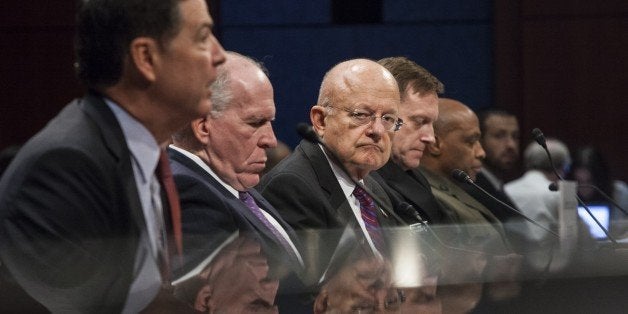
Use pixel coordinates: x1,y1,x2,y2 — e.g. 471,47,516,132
352,111,371,121
382,115,397,124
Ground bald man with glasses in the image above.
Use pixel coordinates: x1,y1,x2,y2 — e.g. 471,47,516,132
258,59,404,288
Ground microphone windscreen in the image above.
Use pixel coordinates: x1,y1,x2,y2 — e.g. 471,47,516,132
451,169,472,184
396,202,415,216
296,123,320,144
531,128,547,147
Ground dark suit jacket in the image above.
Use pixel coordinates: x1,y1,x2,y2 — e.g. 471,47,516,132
462,171,520,223
168,147,303,279
373,160,445,224
168,148,311,311
0,94,144,313
257,140,400,281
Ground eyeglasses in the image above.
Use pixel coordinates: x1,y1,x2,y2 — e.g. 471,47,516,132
327,106,404,132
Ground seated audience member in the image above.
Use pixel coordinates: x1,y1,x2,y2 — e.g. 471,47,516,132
372,56,446,225
463,109,528,252
257,58,404,288
468,109,522,222
568,145,628,235
169,52,305,311
504,138,571,244
0,0,225,312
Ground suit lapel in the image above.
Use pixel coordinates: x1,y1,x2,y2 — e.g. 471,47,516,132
79,94,145,234
299,140,355,226
169,148,301,254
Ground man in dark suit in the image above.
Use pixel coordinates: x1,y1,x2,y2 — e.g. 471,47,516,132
462,109,522,223
372,56,446,225
0,0,225,312
258,59,406,311
170,52,305,312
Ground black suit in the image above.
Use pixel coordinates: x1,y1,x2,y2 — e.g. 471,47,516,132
373,160,445,224
167,147,303,279
0,94,145,313
168,147,311,312
257,140,400,281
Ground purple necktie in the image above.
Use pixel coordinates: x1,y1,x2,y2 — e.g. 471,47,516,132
353,185,386,253
238,191,300,265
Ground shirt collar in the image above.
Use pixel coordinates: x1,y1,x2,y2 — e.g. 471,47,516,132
169,144,240,198
105,98,160,183
318,144,363,198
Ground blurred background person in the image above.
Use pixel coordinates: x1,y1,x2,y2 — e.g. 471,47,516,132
463,109,526,252
504,138,571,245
568,145,628,237
470,109,522,221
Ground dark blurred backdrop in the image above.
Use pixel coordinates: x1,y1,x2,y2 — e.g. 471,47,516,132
1,0,626,180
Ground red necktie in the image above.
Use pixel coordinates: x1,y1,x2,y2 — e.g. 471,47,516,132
353,185,386,253
156,151,183,274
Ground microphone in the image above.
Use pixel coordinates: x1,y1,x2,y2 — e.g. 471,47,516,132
396,202,428,231
531,128,564,181
296,122,320,144
451,169,559,238
532,132,617,244
548,183,627,215
395,200,501,256
451,169,473,185
531,128,547,149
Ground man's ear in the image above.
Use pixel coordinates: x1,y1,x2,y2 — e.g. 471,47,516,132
427,136,442,156
312,289,329,314
310,105,327,139
128,37,160,82
192,117,211,146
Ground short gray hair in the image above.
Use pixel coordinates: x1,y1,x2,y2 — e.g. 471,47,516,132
209,51,269,117
523,138,571,172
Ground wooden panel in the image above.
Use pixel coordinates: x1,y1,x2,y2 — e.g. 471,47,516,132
522,0,628,17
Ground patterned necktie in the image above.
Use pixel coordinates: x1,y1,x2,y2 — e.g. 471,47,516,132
238,191,300,265
155,150,183,283
353,185,386,253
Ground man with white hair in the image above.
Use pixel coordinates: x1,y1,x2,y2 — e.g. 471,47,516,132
504,138,571,243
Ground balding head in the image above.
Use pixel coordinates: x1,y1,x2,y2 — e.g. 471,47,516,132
433,98,477,137
310,59,401,180
317,59,399,109
422,98,486,180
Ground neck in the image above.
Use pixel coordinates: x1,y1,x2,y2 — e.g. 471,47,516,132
104,87,187,145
